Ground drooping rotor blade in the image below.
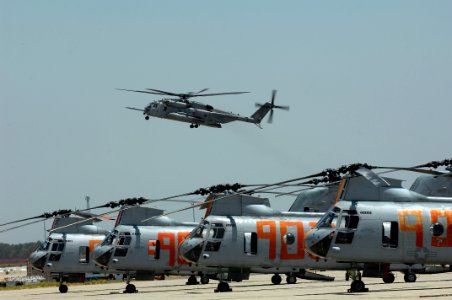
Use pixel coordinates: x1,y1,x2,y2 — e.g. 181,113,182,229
0,209,72,227
413,159,452,169
373,166,445,176
0,219,48,234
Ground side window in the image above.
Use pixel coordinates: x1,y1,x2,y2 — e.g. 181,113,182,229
148,240,160,259
51,241,65,252
382,221,398,248
79,246,89,264
205,241,221,252
117,232,132,246
113,247,128,257
244,232,257,255
339,212,359,229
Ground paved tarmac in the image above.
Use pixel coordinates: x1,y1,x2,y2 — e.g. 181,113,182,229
2,271,452,300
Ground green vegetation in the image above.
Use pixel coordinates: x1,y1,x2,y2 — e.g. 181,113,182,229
0,242,41,264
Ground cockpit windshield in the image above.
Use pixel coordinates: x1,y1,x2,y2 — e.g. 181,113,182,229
102,230,118,246
190,221,209,238
317,211,338,228
117,232,132,246
208,223,225,239
37,240,51,251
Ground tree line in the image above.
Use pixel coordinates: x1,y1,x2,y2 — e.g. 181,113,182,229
0,242,41,260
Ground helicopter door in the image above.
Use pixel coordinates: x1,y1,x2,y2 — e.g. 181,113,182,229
49,240,65,262
148,240,160,259
79,246,89,264
382,221,399,248
244,232,257,255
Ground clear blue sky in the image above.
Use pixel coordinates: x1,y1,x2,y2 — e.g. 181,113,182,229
1,1,451,243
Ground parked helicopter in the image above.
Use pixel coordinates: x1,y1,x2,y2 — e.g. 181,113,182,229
305,160,452,292
180,171,450,292
120,88,289,128
93,206,217,293
28,211,116,293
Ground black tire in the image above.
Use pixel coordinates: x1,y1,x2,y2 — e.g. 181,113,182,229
383,272,395,284
271,274,282,285
59,284,68,293
187,275,198,285
286,275,297,284
350,280,365,292
404,272,417,283
125,283,136,293
145,116,149,120
217,281,230,292
200,275,209,284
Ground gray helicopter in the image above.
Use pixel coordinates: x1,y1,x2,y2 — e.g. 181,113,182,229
28,211,117,293
305,160,452,292
120,88,289,128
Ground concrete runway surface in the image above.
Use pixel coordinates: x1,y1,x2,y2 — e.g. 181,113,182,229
2,271,452,300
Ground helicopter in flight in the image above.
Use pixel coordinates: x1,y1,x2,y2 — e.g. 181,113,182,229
305,160,452,293
120,88,289,128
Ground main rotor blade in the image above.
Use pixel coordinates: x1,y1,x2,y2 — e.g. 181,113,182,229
373,166,445,176
189,91,250,97
145,88,182,97
271,90,276,106
117,88,164,96
195,88,209,94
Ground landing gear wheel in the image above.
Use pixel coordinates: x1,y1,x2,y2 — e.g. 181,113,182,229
190,124,194,128
194,124,199,128
404,272,417,283
383,272,395,284
345,272,350,281
349,280,368,293
124,283,137,293
200,275,209,284
145,116,149,120
286,275,297,284
59,284,68,293
186,275,199,285
215,281,231,293
271,274,282,285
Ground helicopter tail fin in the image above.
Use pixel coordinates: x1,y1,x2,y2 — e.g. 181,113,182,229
250,103,272,124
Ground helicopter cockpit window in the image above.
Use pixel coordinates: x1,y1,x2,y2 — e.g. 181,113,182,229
339,214,359,229
51,240,65,252
209,223,225,239
117,232,132,246
102,230,118,246
317,212,338,228
190,221,208,238
38,240,51,251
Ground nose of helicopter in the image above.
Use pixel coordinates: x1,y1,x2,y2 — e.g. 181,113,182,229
180,238,204,263
29,251,48,271
93,245,114,267
305,228,335,258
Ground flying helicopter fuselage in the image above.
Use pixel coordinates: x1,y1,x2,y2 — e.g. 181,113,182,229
122,88,289,128
142,98,254,128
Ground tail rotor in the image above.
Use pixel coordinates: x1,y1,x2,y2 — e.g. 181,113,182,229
255,90,290,123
